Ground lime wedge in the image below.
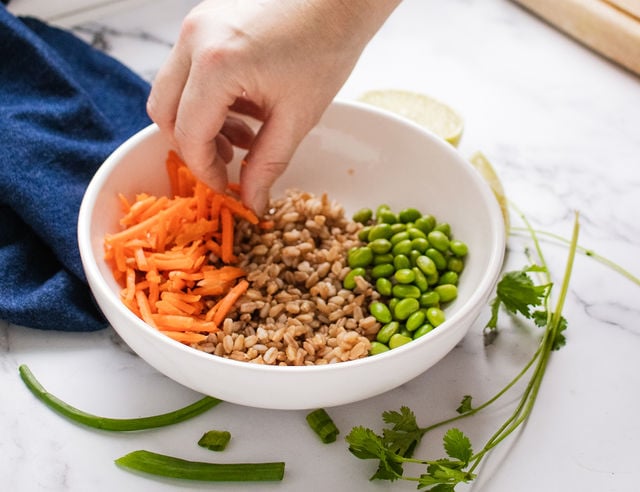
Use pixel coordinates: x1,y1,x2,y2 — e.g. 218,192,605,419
358,89,464,147
469,151,510,230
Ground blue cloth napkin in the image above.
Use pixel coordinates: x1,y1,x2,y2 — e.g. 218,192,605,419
0,7,151,331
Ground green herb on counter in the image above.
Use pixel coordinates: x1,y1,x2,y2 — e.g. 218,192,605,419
306,408,340,443
198,430,232,451
115,450,285,481
18,364,221,431
346,211,581,490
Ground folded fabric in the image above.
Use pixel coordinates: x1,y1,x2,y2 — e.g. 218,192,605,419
0,7,151,331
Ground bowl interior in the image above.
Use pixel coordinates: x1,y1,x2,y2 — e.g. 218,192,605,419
78,99,505,409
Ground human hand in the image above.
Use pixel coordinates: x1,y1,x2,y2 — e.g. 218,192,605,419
147,0,399,215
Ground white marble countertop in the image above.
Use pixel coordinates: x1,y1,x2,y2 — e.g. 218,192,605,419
2,0,640,491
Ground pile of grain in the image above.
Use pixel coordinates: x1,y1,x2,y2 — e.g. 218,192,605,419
194,190,381,365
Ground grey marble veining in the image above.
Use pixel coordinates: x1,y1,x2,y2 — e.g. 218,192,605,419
2,0,639,491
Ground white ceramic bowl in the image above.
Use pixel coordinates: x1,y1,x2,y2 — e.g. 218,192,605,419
78,99,505,410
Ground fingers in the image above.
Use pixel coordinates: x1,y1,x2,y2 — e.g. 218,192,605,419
213,117,256,165
220,116,255,150
171,60,238,192
240,108,310,215
146,44,191,148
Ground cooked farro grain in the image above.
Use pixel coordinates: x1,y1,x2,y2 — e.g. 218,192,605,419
192,189,381,365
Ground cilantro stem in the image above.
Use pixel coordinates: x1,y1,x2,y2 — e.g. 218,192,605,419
19,364,221,431
469,211,580,472
418,343,543,436
509,226,639,287
509,202,551,284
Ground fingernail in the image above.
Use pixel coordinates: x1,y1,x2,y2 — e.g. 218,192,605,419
250,187,270,217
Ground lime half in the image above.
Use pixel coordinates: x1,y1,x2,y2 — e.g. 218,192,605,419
469,151,510,230
358,89,464,147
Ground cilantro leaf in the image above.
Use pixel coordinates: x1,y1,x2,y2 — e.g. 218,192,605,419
486,267,550,333
496,268,548,317
418,461,475,490
533,309,567,350
552,315,568,350
442,428,472,464
456,395,473,415
486,295,502,331
422,484,456,492
345,426,403,481
382,406,423,457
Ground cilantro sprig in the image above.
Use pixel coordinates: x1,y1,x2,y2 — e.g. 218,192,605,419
346,210,581,490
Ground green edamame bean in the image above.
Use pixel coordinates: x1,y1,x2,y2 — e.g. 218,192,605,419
409,249,421,267
394,298,420,321
439,271,459,286
375,204,391,218
416,255,437,276
394,268,415,284
390,223,406,235
373,253,394,265
358,226,372,242
449,240,468,257
410,237,429,253
390,231,410,245
376,321,400,344
419,291,440,307
352,208,373,224
414,215,436,234
399,326,413,337
371,263,395,279
388,297,399,313
370,341,390,355
343,267,366,290
392,239,413,256
369,238,392,254
393,254,411,270
434,284,458,303
434,222,451,237
406,310,426,331
378,209,398,224
425,248,447,271
407,227,427,240
413,324,434,339
426,307,446,326
348,247,373,268
392,284,421,299
375,277,393,297
427,230,450,253
447,257,464,274
389,333,412,349
398,207,422,223
370,301,392,323
412,267,429,292
426,271,439,286
368,223,393,241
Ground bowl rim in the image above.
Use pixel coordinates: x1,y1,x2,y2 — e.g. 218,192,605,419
78,98,506,374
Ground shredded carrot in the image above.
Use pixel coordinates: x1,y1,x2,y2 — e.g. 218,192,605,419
258,220,275,230
161,331,208,344
226,182,242,195
118,193,131,213
125,267,136,303
105,151,263,346
220,206,235,264
222,195,259,224
213,279,249,327
135,290,157,328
